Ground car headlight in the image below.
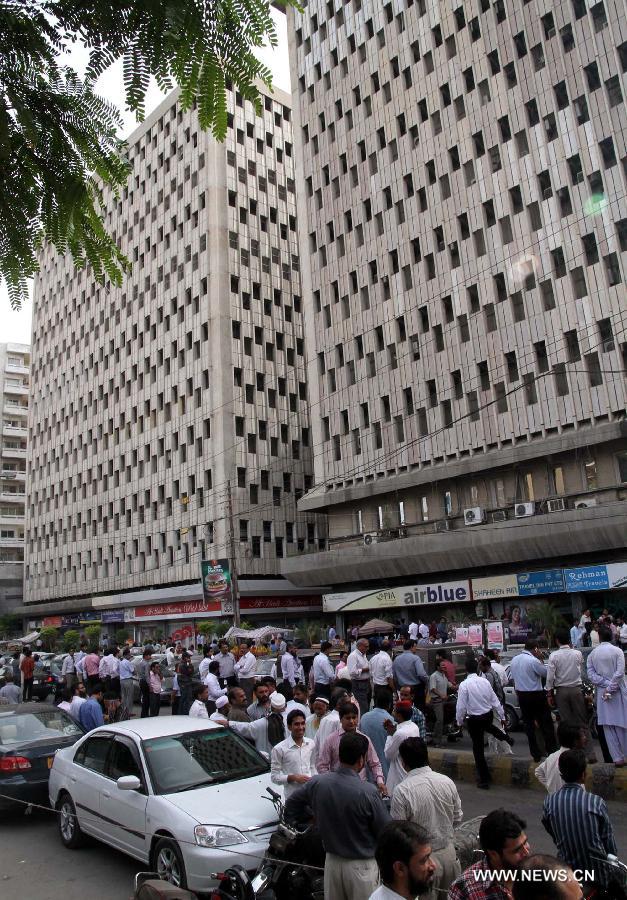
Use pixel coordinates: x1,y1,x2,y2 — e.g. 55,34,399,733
194,825,248,848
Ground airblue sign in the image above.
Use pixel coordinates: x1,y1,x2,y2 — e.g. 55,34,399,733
564,565,610,592
516,569,564,596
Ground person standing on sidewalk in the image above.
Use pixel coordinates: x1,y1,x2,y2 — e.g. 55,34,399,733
313,641,336,698
148,661,163,717
393,642,428,712
137,647,152,718
286,732,391,900
382,700,422,792
546,630,595,762
119,647,135,717
216,640,237,687
456,657,513,789
370,641,395,704
61,650,76,692
510,639,558,763
177,651,195,715
82,646,101,693
271,709,316,799
234,641,257,704
348,638,372,716
20,648,35,702
587,626,627,766
428,658,453,748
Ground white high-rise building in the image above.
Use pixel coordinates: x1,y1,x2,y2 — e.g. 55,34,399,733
282,1,627,623
0,342,29,614
24,84,323,637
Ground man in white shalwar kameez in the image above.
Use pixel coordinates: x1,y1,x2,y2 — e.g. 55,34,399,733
587,626,627,765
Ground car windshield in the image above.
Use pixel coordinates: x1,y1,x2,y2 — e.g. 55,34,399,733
0,710,82,746
143,728,269,794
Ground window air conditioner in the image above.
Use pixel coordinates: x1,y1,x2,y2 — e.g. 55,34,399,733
514,502,535,518
491,510,508,522
547,498,566,513
435,520,451,533
463,507,485,526
363,532,379,547
574,498,598,509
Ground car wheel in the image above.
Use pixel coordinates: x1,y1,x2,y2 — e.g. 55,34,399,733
56,794,84,849
154,837,187,889
504,706,518,732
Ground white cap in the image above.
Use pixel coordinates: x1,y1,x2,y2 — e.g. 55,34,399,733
269,691,286,711
215,696,229,709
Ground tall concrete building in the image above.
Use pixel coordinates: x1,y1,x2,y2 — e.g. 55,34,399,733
0,342,30,614
282,1,627,625
23,84,323,638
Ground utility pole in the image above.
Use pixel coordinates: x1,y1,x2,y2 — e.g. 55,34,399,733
226,480,241,626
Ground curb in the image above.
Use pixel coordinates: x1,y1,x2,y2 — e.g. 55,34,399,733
429,748,627,801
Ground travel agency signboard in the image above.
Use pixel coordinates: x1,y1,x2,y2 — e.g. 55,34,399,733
563,562,627,592
323,579,471,613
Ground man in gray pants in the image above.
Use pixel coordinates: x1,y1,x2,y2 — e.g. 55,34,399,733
546,629,595,762
119,647,135,717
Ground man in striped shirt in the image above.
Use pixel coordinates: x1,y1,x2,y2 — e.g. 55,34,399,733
542,749,616,884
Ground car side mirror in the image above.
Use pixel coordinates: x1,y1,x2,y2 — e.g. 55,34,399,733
117,775,141,791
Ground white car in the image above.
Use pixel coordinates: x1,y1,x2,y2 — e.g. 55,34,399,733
49,717,279,891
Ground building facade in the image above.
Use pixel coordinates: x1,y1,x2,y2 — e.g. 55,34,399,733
24,83,324,634
0,342,30,614
282,1,627,625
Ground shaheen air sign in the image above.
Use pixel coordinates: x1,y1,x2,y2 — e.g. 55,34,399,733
323,579,471,613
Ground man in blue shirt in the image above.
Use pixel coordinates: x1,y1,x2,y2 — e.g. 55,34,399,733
393,641,428,711
510,640,557,762
359,688,395,778
78,684,105,732
542,749,616,886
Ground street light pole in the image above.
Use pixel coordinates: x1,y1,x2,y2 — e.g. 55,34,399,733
226,479,241,627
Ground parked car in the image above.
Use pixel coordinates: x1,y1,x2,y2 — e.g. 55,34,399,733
0,703,84,812
49,717,279,891
32,659,64,701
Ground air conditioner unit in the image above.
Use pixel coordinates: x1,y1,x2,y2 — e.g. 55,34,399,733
575,498,598,509
547,498,566,513
492,509,508,522
515,502,535,518
602,340,615,353
397,526,408,538
464,507,485,526
363,532,379,547
435,519,451,533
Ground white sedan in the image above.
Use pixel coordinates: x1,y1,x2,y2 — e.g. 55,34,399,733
49,717,279,891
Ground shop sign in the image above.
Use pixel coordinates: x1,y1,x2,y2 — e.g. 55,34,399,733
486,621,504,650
43,615,62,627
132,598,221,620
61,610,101,627
564,562,627,592
101,609,125,624
516,569,564,596
240,596,322,611
472,569,564,600
323,579,471,613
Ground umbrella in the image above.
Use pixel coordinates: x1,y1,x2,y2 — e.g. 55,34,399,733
357,619,393,637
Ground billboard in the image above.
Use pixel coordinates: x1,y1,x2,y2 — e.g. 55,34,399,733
472,569,564,600
201,558,233,615
564,562,627,592
323,579,471,613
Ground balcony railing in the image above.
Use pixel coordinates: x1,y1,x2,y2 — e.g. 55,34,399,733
0,469,26,480
1,446,27,457
0,537,25,547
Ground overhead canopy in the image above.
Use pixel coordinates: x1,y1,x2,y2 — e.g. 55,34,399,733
19,631,40,644
224,625,294,643
357,619,394,637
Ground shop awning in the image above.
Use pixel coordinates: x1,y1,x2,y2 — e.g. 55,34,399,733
357,619,394,637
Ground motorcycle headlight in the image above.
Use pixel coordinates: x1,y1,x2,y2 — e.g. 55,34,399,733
194,825,248,848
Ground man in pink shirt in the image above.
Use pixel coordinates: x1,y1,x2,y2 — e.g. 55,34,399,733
82,647,101,692
317,701,388,796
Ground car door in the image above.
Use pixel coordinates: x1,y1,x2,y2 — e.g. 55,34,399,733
70,733,115,841
100,736,149,860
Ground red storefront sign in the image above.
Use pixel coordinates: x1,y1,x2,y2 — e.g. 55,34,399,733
134,599,221,619
239,596,322,610
43,615,63,627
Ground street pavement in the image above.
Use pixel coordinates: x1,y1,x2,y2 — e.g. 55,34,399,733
1,779,625,899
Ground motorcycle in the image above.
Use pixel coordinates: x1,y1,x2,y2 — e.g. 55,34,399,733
211,787,324,900
424,692,463,743
585,850,627,900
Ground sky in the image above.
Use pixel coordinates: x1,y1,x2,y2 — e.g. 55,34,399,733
0,9,291,346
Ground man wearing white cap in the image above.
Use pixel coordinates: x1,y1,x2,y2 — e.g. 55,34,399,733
209,695,230,722
228,691,288,755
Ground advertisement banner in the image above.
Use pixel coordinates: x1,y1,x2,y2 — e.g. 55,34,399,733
455,627,469,642
201,559,232,607
468,624,483,646
516,569,564,596
43,616,62,627
564,562,627,592
323,579,471,613
61,611,101,627
486,621,504,650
